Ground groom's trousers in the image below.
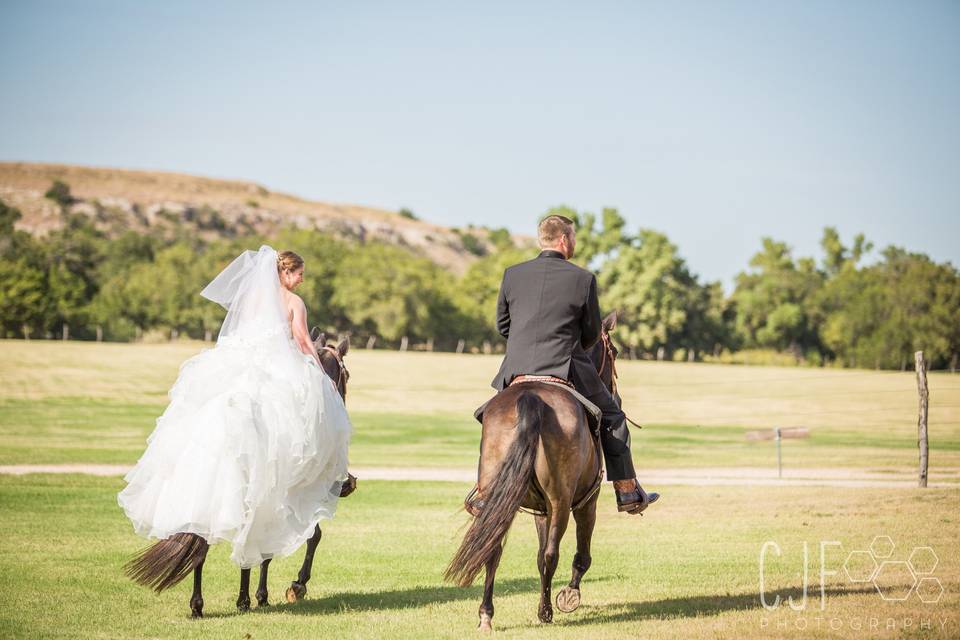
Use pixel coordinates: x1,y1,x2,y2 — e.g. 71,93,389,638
569,352,636,482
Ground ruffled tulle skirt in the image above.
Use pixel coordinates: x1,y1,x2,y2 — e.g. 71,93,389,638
117,338,351,568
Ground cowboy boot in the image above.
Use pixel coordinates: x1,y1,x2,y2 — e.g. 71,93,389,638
613,479,659,515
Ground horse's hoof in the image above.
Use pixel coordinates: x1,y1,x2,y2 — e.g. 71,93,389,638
286,582,307,603
190,609,203,619
556,586,581,613
538,606,554,624
237,597,251,613
257,597,269,607
478,612,493,632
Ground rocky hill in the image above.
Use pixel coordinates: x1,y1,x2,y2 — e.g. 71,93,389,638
0,162,522,273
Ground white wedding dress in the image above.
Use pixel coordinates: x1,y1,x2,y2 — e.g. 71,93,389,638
118,246,351,568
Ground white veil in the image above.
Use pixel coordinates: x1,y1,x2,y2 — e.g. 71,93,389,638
201,245,288,343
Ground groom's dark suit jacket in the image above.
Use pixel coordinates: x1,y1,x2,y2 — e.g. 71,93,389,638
491,250,603,393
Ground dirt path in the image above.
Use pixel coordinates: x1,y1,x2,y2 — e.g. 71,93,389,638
1,464,958,488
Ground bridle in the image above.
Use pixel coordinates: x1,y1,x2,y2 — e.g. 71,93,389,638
597,329,619,396
320,344,350,399
595,328,643,429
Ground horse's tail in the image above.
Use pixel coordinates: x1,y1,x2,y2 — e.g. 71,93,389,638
124,532,209,592
444,391,543,587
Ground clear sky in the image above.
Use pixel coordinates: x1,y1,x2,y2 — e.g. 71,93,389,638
1,1,958,288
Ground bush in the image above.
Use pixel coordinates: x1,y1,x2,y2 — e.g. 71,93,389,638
44,180,74,208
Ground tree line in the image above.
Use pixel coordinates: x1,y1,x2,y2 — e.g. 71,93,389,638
1,184,958,370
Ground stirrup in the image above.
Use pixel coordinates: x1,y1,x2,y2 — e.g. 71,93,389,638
615,484,659,515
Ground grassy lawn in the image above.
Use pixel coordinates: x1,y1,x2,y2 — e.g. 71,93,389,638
1,475,957,640
1,341,959,638
1,340,959,472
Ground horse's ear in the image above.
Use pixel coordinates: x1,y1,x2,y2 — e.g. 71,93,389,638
313,331,327,350
602,311,618,332
337,335,349,358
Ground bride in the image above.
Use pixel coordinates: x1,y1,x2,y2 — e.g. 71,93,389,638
118,246,351,575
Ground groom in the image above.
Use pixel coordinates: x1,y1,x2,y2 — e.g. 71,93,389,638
490,214,659,515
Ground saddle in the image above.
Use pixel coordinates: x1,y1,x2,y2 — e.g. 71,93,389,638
473,375,602,435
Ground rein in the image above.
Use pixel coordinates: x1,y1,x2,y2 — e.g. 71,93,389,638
597,329,643,430
320,344,349,397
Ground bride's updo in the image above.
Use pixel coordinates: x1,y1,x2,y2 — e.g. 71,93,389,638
277,250,304,274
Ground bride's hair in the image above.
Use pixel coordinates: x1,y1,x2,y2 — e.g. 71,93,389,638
277,250,304,274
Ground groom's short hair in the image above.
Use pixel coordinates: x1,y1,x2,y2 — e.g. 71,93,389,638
538,215,574,248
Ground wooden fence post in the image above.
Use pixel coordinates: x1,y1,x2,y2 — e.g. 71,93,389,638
400,336,409,352
62,323,69,340
22,324,31,340
366,335,377,350
456,339,465,354
204,329,212,342
482,340,492,355
426,338,434,352
915,351,929,488
96,325,103,342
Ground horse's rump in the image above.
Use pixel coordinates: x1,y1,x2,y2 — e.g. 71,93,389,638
479,383,601,515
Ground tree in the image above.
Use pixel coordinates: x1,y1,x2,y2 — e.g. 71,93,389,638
44,180,74,209
820,226,872,276
567,206,628,268
333,243,470,344
486,227,513,251
732,238,824,360
598,229,704,357
456,246,536,342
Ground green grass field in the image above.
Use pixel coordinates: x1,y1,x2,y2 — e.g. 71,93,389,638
1,339,959,638
2,340,959,471
2,475,957,639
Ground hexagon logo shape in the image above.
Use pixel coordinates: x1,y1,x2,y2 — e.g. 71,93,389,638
873,561,916,602
908,547,939,575
916,577,944,604
844,550,878,582
869,535,896,559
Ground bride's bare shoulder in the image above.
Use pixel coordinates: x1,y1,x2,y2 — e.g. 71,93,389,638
280,289,305,311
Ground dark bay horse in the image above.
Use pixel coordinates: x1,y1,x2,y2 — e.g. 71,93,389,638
124,333,353,618
445,312,622,631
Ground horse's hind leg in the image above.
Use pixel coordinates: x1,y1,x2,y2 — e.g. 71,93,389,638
535,506,570,623
557,494,598,613
286,524,322,603
190,558,205,618
237,568,251,612
478,543,504,632
256,558,271,607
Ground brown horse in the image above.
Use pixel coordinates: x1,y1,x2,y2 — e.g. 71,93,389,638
124,333,353,618
445,312,622,631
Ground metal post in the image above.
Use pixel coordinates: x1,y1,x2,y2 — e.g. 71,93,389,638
775,427,782,479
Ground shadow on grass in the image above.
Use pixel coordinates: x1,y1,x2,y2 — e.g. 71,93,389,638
202,582,887,625
538,585,884,628
203,576,556,618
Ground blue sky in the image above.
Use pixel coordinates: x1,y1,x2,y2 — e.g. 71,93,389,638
1,1,958,288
